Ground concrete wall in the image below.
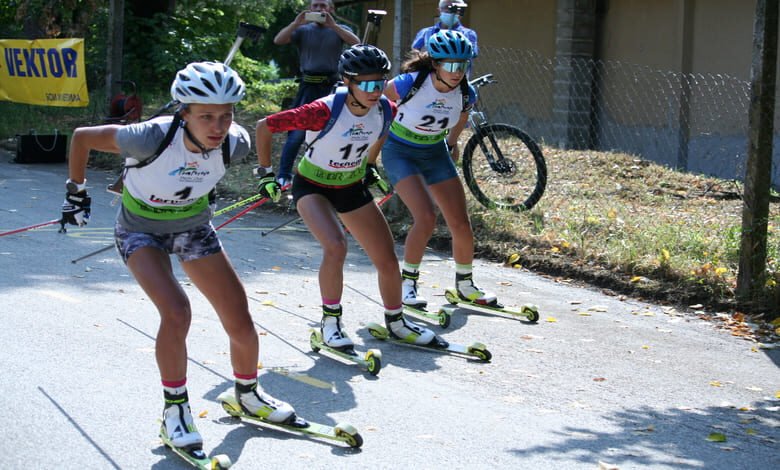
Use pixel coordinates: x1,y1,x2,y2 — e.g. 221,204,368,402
351,0,778,188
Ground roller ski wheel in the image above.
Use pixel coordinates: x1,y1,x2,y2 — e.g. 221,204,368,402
404,305,451,329
365,322,491,362
217,392,363,448
309,329,382,376
444,288,540,323
160,428,232,469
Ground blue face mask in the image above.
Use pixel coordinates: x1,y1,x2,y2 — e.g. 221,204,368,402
439,12,458,28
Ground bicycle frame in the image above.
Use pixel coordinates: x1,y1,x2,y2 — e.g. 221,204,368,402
467,74,515,174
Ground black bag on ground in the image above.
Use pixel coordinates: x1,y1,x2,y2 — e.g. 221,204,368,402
14,130,67,163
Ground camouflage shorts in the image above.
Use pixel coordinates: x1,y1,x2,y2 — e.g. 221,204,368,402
114,222,222,264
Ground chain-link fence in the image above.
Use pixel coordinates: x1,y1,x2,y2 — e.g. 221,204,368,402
471,47,780,190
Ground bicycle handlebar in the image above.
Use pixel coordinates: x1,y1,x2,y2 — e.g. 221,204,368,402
469,73,497,89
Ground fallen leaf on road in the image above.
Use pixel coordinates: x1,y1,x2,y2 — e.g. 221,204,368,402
706,432,727,442
271,266,281,271
593,377,607,382
598,461,620,470
198,410,208,418
776,391,780,399
261,300,274,305
578,312,592,316
545,317,558,323
498,281,512,286
745,386,763,392
588,305,608,312
709,381,722,387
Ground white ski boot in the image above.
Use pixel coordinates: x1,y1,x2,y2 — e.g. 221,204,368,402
161,394,203,449
402,270,428,309
456,272,498,306
321,305,355,351
235,381,299,425
385,313,447,348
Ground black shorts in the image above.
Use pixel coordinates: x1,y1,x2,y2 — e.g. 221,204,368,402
292,176,374,213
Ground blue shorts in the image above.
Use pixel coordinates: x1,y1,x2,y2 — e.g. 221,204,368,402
380,137,459,186
114,222,222,264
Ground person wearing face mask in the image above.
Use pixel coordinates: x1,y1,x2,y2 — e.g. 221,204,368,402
411,1,478,62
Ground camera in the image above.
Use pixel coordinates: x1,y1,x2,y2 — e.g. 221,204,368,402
304,11,326,23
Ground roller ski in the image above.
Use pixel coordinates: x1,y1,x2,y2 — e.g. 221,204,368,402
365,313,492,362
160,428,232,469
442,272,539,322
217,380,363,448
309,329,382,375
159,395,232,469
400,270,452,328
309,305,382,375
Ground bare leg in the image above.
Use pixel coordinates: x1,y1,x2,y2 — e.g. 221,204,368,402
429,176,473,265
126,247,191,382
340,201,402,307
392,174,437,265
182,250,258,376
296,194,347,301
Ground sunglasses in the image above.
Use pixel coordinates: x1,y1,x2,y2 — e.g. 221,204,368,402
353,78,387,93
438,61,469,73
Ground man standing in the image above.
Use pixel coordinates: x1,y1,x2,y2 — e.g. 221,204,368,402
273,0,360,187
411,1,478,58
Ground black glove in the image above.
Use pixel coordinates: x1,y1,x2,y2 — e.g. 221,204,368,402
62,191,91,227
364,163,390,195
256,172,282,203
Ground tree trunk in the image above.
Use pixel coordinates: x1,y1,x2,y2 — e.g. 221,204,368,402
106,0,125,99
736,0,778,302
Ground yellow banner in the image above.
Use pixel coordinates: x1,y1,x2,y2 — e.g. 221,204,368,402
0,38,89,107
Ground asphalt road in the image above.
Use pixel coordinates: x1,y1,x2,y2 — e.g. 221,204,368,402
0,148,778,469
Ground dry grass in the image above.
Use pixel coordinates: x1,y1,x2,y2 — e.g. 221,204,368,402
445,147,780,317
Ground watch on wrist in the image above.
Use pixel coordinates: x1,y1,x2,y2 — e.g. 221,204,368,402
66,178,87,194
253,166,274,178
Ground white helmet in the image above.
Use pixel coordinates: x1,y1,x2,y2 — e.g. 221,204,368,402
170,61,246,104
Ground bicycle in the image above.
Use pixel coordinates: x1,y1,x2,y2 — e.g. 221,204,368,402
459,73,547,212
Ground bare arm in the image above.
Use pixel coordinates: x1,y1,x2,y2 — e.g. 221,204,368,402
323,13,360,46
446,111,470,162
68,125,122,183
367,134,388,165
274,11,308,45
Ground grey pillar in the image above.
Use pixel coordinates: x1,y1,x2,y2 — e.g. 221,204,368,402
552,0,597,150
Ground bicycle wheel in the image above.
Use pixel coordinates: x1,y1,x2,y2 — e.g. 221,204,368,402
462,123,547,212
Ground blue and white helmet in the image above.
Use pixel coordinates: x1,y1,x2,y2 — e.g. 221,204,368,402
171,61,246,104
427,30,474,60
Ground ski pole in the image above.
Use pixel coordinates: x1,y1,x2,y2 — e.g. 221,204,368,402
213,193,265,217
362,10,387,44
70,244,114,264
214,197,270,230
0,218,62,238
261,214,301,237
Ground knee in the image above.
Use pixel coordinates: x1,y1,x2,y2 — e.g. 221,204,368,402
159,301,192,332
321,235,348,261
224,313,257,342
374,251,400,277
448,217,473,238
412,210,437,234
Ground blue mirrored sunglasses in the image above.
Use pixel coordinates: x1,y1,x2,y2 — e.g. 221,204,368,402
439,61,469,73
354,79,387,93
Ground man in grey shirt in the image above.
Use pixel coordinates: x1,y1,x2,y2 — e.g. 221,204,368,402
273,0,360,186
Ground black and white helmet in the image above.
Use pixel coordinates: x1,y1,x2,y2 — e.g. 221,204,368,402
170,61,246,104
338,44,391,77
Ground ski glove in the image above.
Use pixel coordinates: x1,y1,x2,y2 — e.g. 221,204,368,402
256,172,282,203
62,191,91,227
364,163,390,195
